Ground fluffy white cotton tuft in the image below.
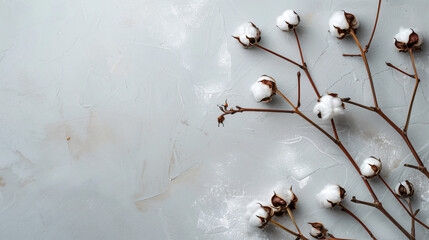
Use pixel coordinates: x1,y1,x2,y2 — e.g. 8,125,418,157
272,183,294,205
316,184,345,208
395,28,413,43
245,200,272,228
360,157,382,178
276,10,300,31
250,75,276,102
329,11,359,39
313,94,344,120
233,22,261,47
394,28,423,50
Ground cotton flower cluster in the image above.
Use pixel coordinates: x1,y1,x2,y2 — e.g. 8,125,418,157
313,94,345,120
276,10,300,31
245,184,298,228
394,28,423,52
316,184,346,208
250,75,277,102
309,222,328,239
360,156,382,178
233,22,261,48
329,11,359,39
395,180,414,198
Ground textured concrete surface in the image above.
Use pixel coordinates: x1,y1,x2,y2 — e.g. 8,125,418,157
0,0,428,239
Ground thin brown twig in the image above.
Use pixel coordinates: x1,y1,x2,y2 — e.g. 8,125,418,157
351,196,414,240
378,175,429,230
404,49,420,133
406,198,415,238
341,99,376,111
254,44,303,69
338,203,377,240
286,207,302,236
364,0,382,52
386,62,415,78
297,72,301,108
292,28,321,98
343,53,361,57
350,29,379,109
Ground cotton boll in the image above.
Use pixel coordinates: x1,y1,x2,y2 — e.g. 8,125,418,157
245,201,273,228
360,157,382,178
250,75,277,102
276,10,300,31
329,11,359,39
270,184,298,215
395,180,414,198
394,28,423,51
316,184,346,208
309,222,328,239
233,22,261,48
313,94,345,120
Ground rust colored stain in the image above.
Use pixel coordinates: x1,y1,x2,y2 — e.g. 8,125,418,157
0,177,6,187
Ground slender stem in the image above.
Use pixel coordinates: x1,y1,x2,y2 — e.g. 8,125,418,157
406,198,415,238
377,205,414,240
254,44,303,68
220,107,295,116
338,203,377,240
404,164,420,170
364,0,382,52
386,62,415,78
343,53,361,57
270,219,309,240
376,110,429,177
292,29,321,98
276,89,297,109
297,72,301,108
342,99,377,112
404,49,420,133
286,207,302,236
295,111,338,143
352,198,414,239
350,30,379,109
351,196,377,207
293,28,305,67
331,119,339,141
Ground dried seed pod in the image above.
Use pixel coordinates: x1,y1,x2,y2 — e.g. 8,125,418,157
270,184,298,216
232,22,261,48
394,28,423,52
309,222,328,239
395,180,414,198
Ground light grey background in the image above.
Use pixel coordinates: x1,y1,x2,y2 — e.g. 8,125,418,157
0,0,428,239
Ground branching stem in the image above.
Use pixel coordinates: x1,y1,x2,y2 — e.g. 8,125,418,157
338,203,377,240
